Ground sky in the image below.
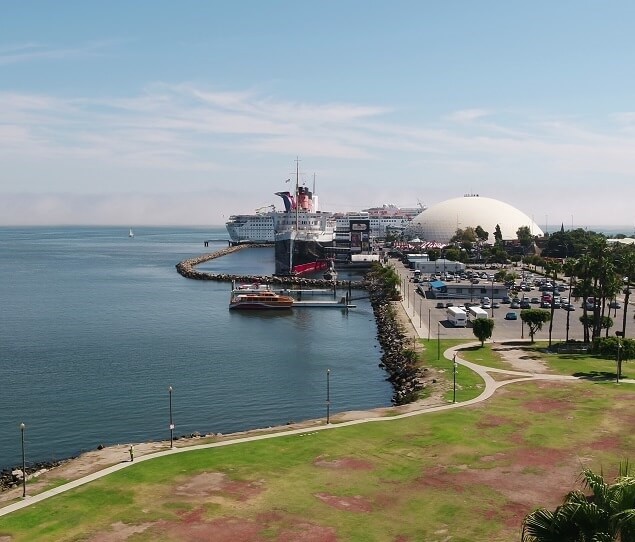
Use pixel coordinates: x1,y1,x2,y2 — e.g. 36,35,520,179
1,1,634,229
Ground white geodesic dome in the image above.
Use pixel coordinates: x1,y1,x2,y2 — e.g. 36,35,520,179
405,195,543,244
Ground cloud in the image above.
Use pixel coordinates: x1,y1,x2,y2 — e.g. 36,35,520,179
1,83,635,229
445,108,491,123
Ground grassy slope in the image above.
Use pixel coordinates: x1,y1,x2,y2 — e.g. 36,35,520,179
1,373,632,541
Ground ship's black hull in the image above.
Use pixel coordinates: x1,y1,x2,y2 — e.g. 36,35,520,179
274,236,333,275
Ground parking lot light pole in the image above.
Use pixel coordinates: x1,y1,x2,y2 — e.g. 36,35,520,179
491,276,495,317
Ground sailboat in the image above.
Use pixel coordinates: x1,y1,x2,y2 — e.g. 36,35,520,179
129,228,134,238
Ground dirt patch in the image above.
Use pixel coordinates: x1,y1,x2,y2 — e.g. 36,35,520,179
313,457,374,471
88,521,154,542
491,342,551,373
523,397,572,414
476,416,511,429
276,523,338,542
173,472,264,501
589,435,623,451
315,492,373,512
417,449,578,524
161,511,263,542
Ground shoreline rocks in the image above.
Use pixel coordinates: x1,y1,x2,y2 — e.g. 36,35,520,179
0,459,68,491
364,271,425,406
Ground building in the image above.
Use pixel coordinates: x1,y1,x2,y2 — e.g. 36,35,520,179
405,195,544,244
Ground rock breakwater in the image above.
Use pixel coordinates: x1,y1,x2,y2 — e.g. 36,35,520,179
175,244,364,289
364,271,425,405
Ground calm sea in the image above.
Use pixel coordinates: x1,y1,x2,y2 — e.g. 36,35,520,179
0,227,390,469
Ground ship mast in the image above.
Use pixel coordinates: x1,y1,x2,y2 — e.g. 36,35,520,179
291,157,300,274
294,157,300,232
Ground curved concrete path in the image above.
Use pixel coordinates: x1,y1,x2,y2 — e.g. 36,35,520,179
2,338,631,519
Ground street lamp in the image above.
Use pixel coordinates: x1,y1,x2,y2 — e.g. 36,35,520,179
616,340,622,384
20,422,26,498
168,386,174,448
326,369,331,424
491,276,495,317
452,354,457,403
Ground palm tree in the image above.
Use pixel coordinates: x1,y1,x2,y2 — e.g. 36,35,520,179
614,244,635,339
544,260,562,348
522,463,635,541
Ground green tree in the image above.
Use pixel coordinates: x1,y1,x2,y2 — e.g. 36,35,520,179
493,224,503,251
592,336,635,379
522,463,635,542
472,318,494,346
475,225,489,243
517,225,534,250
520,309,551,343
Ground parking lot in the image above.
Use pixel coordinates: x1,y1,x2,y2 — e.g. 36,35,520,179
392,258,634,343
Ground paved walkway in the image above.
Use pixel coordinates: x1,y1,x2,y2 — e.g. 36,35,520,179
1,292,632,518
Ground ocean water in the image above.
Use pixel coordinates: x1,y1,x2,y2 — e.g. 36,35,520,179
0,227,390,469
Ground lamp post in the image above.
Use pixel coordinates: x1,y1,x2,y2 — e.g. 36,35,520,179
168,386,174,448
20,422,26,498
521,318,525,339
326,369,331,424
437,322,440,360
565,271,573,343
452,354,457,403
419,297,422,328
491,276,495,317
428,308,431,341
616,341,622,384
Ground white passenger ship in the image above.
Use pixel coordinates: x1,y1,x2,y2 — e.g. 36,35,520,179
226,203,423,243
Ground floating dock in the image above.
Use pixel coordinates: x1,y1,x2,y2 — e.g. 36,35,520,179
292,299,356,309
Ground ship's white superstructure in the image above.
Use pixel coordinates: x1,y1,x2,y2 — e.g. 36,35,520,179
226,203,424,243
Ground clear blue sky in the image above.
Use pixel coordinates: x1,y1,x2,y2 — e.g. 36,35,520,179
1,1,634,229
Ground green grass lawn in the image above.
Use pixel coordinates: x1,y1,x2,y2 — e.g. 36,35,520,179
417,338,485,402
2,373,632,541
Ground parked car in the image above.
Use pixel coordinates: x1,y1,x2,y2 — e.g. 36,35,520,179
436,302,445,309
492,302,500,309
520,300,531,309
563,304,576,311
505,311,518,320
530,297,540,304
510,301,521,309
502,296,511,304
445,302,454,308
609,300,622,309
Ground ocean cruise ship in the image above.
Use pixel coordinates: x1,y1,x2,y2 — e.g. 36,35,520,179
226,203,423,244
273,164,336,275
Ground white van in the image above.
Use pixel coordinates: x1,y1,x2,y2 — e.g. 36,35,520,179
446,306,467,327
468,306,488,320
